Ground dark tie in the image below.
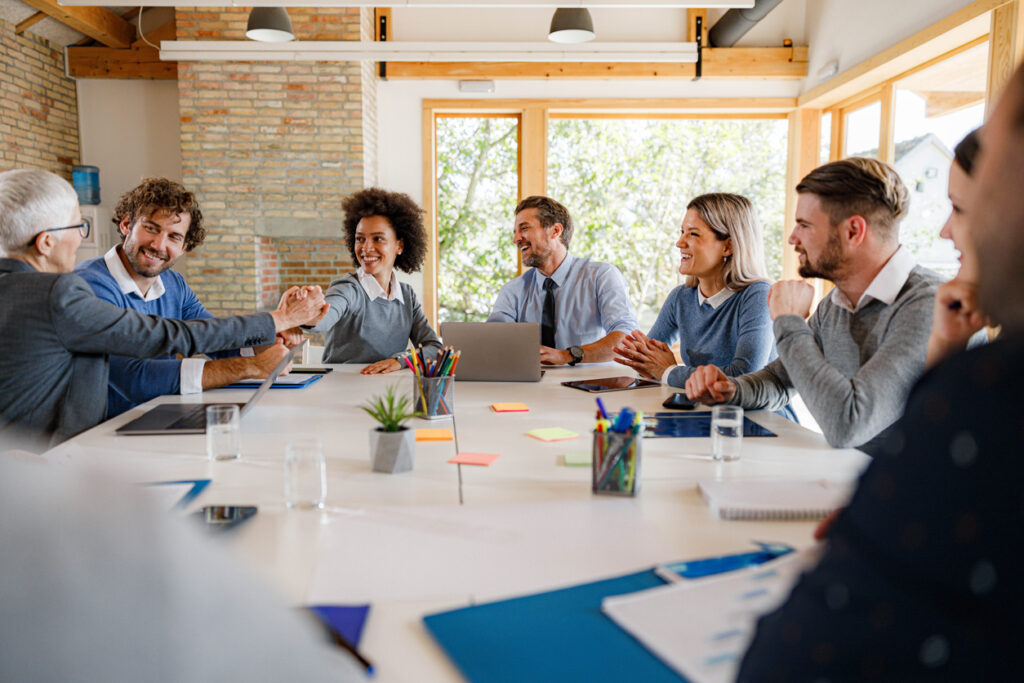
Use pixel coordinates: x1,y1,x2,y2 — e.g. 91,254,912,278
542,277,557,348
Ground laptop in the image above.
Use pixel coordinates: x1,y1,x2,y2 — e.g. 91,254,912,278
439,322,542,382
116,345,301,435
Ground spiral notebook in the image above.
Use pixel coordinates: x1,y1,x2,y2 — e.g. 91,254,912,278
698,480,853,520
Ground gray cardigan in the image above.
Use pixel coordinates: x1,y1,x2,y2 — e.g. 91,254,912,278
0,258,276,445
730,265,942,450
308,273,442,364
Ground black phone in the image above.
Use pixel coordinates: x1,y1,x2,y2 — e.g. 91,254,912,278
662,392,697,410
192,505,258,531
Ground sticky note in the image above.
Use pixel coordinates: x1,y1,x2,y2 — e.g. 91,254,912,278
448,452,500,466
416,428,454,441
527,427,579,442
492,402,529,413
564,451,592,467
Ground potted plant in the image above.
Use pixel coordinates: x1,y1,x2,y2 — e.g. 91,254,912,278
362,385,421,473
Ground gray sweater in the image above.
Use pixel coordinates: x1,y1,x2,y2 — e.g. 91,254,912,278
309,273,442,364
731,265,942,450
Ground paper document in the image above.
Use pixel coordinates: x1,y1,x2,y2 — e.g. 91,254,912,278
602,548,820,683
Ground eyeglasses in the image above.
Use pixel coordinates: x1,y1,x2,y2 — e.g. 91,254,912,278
26,218,91,247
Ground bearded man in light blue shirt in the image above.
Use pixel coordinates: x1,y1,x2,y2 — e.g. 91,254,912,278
487,196,638,365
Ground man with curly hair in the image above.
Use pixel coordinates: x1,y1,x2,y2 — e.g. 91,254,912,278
305,187,442,373
77,178,307,417
488,195,638,365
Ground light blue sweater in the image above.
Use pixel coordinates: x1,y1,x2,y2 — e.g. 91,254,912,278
648,280,776,389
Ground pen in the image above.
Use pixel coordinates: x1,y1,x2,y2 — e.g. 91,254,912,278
325,623,375,677
595,397,609,420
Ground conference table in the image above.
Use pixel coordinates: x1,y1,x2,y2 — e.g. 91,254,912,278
47,362,870,682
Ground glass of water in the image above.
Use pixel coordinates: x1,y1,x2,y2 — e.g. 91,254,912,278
711,405,743,462
284,439,326,509
206,405,240,461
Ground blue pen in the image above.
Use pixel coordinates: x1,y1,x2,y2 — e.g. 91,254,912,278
595,397,609,420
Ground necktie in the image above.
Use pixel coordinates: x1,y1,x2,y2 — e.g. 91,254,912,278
542,277,557,348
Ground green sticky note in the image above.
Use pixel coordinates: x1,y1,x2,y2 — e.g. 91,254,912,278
564,451,592,467
527,427,579,442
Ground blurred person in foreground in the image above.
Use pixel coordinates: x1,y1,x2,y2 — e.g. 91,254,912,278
737,65,1024,682
0,453,366,681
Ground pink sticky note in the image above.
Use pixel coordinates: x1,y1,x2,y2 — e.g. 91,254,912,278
448,452,501,466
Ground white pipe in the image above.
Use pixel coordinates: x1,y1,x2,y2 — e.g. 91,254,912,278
159,40,699,63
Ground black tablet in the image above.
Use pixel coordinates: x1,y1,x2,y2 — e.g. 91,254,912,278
561,376,661,393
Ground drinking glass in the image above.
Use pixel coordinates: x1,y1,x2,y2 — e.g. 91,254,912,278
711,405,743,462
206,405,241,461
284,439,327,509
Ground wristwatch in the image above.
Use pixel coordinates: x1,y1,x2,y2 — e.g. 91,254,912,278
567,345,584,366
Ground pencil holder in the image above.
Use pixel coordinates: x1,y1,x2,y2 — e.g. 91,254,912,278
592,428,643,496
413,375,455,420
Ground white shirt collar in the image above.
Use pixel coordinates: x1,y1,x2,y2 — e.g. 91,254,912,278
830,245,916,313
356,267,403,303
102,246,166,302
696,285,736,309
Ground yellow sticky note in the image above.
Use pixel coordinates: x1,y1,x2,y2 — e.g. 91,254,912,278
416,428,454,442
564,451,592,467
527,427,579,442
492,402,529,413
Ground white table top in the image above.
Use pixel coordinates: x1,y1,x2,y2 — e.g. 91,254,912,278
48,363,870,682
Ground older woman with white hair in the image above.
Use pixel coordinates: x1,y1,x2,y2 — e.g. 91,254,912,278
614,192,777,389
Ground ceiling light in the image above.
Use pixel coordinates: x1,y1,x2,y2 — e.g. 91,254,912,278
548,8,595,44
246,7,295,43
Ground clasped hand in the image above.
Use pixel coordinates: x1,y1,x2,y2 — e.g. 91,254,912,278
612,330,676,380
768,280,814,320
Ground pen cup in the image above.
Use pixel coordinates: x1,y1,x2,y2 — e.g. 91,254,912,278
413,375,455,420
592,428,643,496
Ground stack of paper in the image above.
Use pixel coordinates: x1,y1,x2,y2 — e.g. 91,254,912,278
602,549,820,683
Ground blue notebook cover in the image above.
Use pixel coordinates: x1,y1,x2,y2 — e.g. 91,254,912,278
142,479,211,509
222,374,324,390
309,604,370,647
423,571,684,683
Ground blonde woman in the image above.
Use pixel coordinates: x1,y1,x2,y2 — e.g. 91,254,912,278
614,193,775,389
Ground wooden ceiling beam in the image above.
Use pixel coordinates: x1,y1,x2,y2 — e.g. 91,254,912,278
15,11,47,35
67,19,177,79
384,46,807,80
18,0,136,48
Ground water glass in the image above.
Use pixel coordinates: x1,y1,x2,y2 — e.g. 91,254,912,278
711,405,743,462
285,439,327,509
206,405,240,461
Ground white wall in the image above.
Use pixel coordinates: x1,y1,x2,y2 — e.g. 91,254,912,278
803,0,980,92
76,79,182,212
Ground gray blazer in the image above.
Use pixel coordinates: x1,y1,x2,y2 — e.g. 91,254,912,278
0,258,276,445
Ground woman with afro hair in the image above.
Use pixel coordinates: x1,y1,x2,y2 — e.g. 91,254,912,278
306,188,442,373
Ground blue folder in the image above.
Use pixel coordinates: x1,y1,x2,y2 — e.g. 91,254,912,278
222,374,324,390
645,411,776,438
309,604,370,647
423,570,684,683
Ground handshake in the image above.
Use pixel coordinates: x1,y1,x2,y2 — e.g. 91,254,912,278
269,285,330,338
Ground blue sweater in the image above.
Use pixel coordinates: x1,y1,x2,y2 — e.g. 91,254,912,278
76,256,234,417
648,281,776,389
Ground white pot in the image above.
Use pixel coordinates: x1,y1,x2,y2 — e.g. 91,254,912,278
369,426,415,473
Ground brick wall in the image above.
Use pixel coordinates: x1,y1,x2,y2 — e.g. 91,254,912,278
0,19,79,176
176,7,374,315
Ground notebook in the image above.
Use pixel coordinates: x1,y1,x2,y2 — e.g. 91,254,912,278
439,321,542,382
697,479,853,520
115,345,300,435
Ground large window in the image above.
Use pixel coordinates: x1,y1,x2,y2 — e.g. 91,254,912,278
892,41,988,278
436,116,519,322
546,117,788,328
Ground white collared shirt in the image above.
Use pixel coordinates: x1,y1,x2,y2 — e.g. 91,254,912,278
830,245,917,313
697,285,736,310
356,267,404,303
102,247,209,394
